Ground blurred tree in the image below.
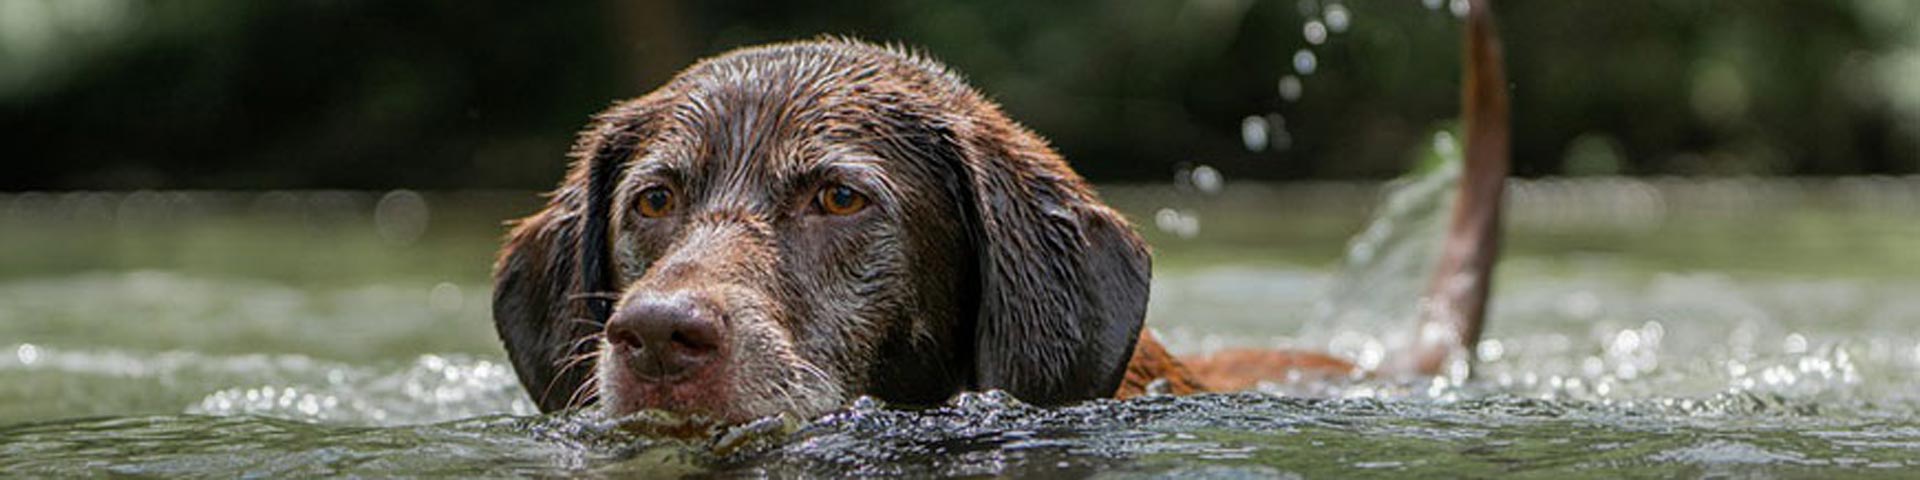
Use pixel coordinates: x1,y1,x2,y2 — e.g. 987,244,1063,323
1,0,1915,190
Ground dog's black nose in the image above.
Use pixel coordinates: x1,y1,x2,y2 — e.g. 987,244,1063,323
605,293,724,381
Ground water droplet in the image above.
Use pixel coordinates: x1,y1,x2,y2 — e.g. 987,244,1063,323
1423,0,1443,10
1325,4,1352,32
16,343,39,365
1303,20,1328,46
1266,114,1293,151
1432,131,1458,156
1783,333,1808,354
1144,378,1173,396
1449,0,1470,18
1476,338,1503,362
1292,49,1318,76
298,394,322,416
1154,208,1201,239
1277,75,1304,102
374,190,430,245
1240,115,1270,152
1155,208,1179,231
1611,329,1642,357
1190,165,1224,194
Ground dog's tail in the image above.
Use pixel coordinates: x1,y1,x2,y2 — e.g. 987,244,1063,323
1384,0,1509,378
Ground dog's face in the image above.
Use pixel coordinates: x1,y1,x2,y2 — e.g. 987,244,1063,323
493,40,1151,424
591,64,981,421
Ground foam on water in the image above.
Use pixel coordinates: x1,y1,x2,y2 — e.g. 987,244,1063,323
11,185,1919,475
5,0,1919,470
8,387,1919,476
0,345,536,424
8,174,1920,476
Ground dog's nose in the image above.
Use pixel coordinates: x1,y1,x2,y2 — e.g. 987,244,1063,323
605,293,724,380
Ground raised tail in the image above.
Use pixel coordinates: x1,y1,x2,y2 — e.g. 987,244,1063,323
1385,0,1510,378
1122,0,1511,392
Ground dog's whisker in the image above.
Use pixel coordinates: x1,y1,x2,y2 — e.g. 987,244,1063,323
564,333,606,353
541,344,606,407
538,374,574,409
563,374,600,410
555,351,599,373
559,355,599,372
568,373,602,409
562,340,605,360
566,317,608,330
566,292,623,302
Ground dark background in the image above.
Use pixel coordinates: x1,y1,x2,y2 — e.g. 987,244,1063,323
3,0,1916,190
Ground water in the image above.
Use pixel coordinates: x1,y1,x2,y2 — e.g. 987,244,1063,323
4,178,1920,476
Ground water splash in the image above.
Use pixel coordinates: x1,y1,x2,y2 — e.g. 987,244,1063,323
1156,164,1227,239
1154,208,1202,239
1240,115,1271,151
188,353,537,424
1323,4,1352,33
1278,75,1303,101
1296,130,1464,369
0,344,536,425
1303,20,1328,46
1291,49,1318,75
8,182,1920,475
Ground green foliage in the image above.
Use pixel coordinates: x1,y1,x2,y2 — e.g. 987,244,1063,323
1,0,1915,189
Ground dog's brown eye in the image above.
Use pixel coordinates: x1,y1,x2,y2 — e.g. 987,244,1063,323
817,184,868,216
636,187,675,218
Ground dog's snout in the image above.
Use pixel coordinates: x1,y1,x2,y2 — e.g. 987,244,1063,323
606,293,725,380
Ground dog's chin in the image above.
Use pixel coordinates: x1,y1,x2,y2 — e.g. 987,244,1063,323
595,356,743,424
595,351,849,427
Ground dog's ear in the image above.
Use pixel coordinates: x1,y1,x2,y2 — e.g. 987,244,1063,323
956,121,1153,405
493,99,653,412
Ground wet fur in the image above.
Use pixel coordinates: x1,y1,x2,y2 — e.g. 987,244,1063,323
495,39,1149,420
495,1,1506,420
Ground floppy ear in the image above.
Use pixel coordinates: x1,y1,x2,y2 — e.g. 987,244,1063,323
958,121,1153,405
492,99,653,412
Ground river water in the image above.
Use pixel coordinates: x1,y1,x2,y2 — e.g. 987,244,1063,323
3,178,1919,476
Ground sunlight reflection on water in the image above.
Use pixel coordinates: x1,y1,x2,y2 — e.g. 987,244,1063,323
4,180,1920,475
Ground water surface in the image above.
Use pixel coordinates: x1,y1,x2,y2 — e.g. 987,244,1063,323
3,180,1919,476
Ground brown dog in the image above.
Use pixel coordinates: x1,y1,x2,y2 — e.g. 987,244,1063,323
493,2,1507,424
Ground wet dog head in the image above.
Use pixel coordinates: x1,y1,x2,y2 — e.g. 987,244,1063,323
492,39,1150,424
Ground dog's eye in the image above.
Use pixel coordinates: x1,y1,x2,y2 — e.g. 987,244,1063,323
816,184,869,216
636,187,675,218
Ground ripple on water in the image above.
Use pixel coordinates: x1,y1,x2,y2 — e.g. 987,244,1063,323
7,181,1920,476
187,353,538,424
5,365,1920,476
0,344,535,425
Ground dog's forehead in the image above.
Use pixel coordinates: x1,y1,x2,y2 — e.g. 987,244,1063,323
667,68,848,179
643,42,968,182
